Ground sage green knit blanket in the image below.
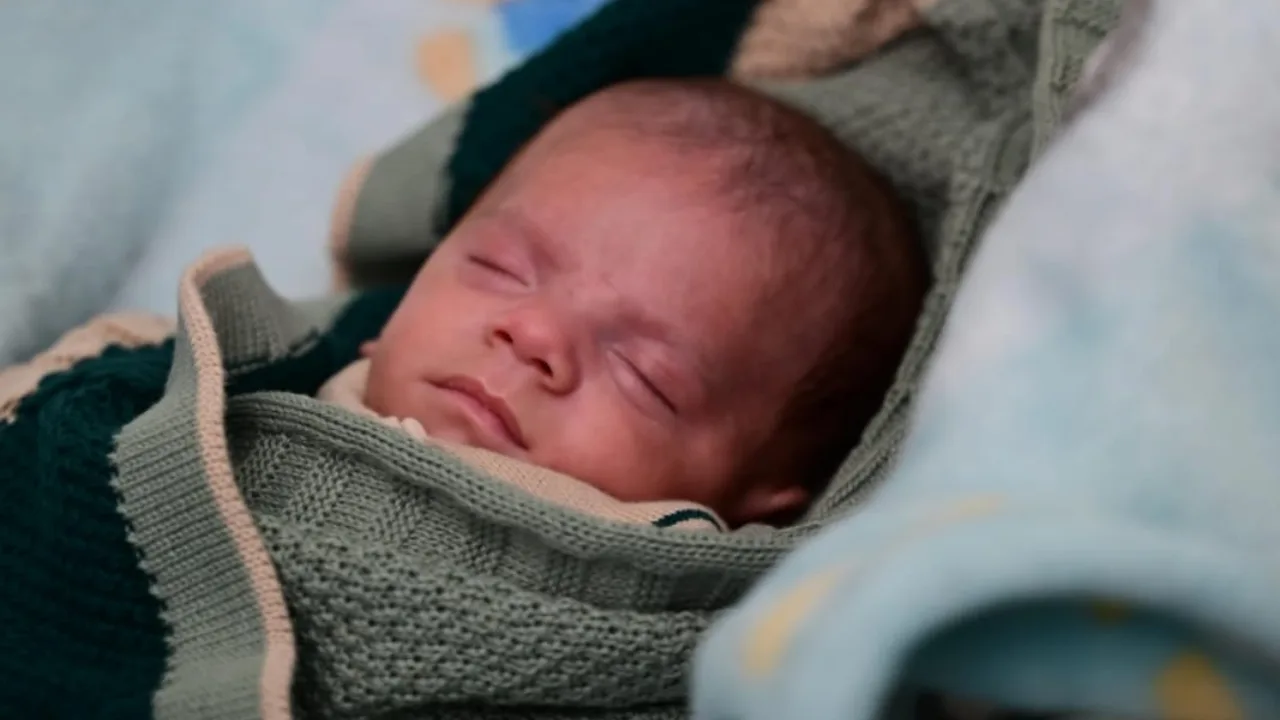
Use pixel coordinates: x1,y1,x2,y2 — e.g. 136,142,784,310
0,0,1116,718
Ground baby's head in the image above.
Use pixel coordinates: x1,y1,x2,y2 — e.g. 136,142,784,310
365,79,926,526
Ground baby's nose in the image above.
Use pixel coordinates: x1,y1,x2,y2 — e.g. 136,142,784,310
488,312,578,394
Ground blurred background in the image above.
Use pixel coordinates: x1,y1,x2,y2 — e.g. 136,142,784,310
0,0,605,363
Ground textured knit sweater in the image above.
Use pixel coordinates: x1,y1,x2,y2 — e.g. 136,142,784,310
0,0,1115,718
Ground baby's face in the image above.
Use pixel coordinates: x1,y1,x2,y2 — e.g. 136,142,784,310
365,123,813,525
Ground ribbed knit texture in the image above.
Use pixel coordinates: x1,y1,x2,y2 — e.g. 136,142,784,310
231,395,763,719
0,0,1118,718
0,285,400,718
0,343,172,718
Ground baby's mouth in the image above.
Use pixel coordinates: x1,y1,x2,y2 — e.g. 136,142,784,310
431,375,528,451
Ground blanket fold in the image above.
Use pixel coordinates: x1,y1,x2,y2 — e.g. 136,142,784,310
0,0,1116,717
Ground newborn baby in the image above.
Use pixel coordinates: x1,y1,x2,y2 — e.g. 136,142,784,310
357,79,925,527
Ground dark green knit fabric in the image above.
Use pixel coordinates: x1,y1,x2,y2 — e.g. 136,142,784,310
226,285,405,397
0,343,172,718
0,288,400,719
444,0,761,229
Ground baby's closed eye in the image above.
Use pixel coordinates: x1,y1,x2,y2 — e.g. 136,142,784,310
609,350,677,415
466,254,526,285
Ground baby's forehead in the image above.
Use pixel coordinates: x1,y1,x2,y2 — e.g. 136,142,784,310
492,95,848,352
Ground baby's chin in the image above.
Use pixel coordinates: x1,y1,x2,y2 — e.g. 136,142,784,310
415,418,485,450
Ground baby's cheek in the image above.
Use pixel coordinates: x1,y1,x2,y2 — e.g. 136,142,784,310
362,361,394,415
541,399,672,502
366,356,428,420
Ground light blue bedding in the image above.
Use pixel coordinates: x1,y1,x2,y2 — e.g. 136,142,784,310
0,0,601,365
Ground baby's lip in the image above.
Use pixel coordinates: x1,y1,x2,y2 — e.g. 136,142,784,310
432,375,528,451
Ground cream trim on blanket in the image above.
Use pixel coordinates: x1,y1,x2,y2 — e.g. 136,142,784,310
731,0,926,79
0,312,175,422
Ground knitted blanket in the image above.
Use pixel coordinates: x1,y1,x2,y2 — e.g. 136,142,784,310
0,0,1115,718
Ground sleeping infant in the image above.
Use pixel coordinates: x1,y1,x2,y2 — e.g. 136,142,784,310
326,78,926,528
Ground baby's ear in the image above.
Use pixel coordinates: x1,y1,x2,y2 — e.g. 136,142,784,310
728,481,811,528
